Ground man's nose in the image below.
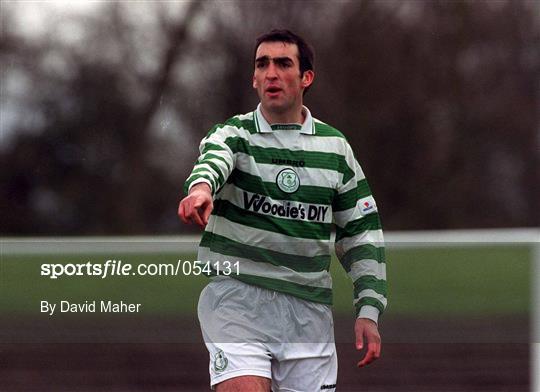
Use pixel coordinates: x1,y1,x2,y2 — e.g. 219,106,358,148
265,62,278,79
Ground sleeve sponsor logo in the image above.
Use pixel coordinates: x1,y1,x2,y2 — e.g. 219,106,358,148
361,201,374,213
359,196,376,214
243,191,329,223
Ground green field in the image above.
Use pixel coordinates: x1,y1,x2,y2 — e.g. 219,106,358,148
0,245,530,317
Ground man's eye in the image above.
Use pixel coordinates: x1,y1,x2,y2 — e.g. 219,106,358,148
277,61,292,68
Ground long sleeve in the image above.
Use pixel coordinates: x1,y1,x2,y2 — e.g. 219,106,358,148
333,143,387,323
183,124,237,196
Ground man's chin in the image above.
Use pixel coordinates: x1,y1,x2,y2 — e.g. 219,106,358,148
261,101,288,114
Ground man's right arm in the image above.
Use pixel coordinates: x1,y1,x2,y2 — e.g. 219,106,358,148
178,123,237,228
183,123,237,197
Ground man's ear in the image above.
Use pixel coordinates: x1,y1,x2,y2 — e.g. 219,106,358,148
253,74,258,89
301,70,315,89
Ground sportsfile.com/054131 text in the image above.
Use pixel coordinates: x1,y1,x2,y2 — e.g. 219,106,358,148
40,260,240,279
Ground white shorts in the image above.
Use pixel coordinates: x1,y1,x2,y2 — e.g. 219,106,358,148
198,277,338,391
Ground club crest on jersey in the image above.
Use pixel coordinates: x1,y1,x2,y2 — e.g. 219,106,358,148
276,168,300,193
213,349,228,372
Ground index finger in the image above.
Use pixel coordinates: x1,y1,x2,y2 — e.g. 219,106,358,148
201,200,213,226
178,200,190,224
189,206,205,227
179,198,204,227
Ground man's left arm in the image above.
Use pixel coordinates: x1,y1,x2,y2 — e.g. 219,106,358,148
333,143,387,368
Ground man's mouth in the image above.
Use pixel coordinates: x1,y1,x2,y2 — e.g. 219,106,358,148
266,86,282,95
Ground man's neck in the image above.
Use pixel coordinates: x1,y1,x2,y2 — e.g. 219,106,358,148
260,105,305,125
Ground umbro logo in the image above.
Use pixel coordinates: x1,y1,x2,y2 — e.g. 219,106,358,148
320,384,336,390
271,158,305,167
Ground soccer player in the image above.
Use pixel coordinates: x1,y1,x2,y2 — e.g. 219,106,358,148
178,29,387,391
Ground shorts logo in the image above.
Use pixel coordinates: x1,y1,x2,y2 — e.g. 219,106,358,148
276,168,300,193
213,349,228,372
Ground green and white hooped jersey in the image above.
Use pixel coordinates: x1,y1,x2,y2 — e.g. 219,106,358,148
184,104,387,320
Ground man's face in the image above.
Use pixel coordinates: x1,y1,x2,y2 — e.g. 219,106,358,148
253,41,314,116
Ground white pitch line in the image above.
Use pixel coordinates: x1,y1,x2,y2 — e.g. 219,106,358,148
2,229,539,255
1,235,202,255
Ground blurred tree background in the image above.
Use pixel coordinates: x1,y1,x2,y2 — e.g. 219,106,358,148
1,0,539,235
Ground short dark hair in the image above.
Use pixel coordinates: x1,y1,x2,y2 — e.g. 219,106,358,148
254,29,314,76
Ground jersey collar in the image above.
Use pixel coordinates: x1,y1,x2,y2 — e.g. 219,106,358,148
254,104,316,135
